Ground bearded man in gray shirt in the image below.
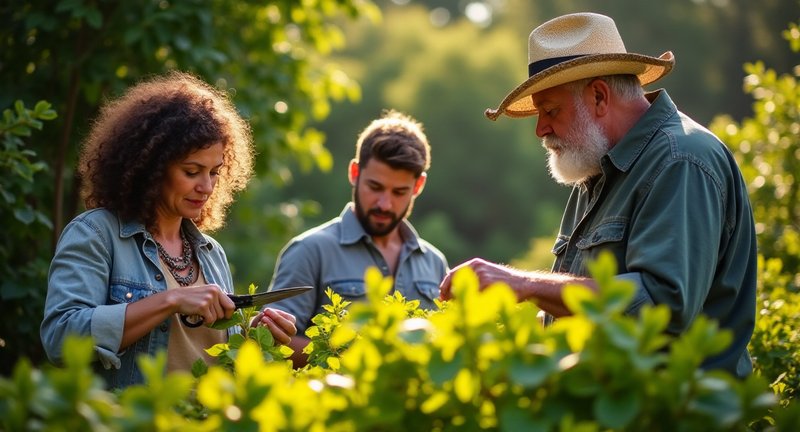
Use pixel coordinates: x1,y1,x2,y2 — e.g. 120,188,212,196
268,110,449,368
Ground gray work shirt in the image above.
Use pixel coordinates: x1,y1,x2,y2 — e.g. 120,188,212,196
268,203,449,333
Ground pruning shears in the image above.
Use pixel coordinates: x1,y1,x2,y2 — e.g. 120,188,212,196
180,286,312,328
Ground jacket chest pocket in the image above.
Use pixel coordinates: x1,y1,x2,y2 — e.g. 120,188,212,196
413,281,439,302
575,220,627,250
328,280,366,300
109,282,156,304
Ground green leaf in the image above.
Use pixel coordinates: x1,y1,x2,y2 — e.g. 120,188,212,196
428,350,463,385
191,359,209,378
62,335,95,368
84,8,102,28
8,125,31,137
499,404,545,432
509,352,555,388
250,325,275,351
688,379,741,427
209,316,238,330
594,389,640,429
13,207,35,224
453,368,475,403
562,284,594,315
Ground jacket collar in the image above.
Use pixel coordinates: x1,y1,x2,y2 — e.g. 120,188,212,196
605,89,677,173
118,215,212,250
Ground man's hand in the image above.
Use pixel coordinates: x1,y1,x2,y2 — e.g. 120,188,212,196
439,258,521,301
252,308,298,345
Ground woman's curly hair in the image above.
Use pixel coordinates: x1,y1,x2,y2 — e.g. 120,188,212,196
78,71,254,232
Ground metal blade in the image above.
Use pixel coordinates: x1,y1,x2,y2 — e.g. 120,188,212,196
228,286,313,309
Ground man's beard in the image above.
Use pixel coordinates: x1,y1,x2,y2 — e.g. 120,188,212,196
542,100,610,186
353,183,410,237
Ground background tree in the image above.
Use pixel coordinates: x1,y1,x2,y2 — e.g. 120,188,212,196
0,0,379,372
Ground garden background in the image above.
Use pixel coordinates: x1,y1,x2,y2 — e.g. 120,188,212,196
1,0,799,426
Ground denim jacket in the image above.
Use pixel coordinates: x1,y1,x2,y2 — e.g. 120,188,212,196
41,208,235,388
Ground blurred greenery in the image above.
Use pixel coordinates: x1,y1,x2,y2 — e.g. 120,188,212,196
0,0,798,390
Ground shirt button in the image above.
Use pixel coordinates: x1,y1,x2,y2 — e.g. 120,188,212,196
155,274,163,281
160,323,169,332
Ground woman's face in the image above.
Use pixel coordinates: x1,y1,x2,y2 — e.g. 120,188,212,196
157,142,224,225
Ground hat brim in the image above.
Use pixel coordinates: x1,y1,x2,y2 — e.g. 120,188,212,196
485,51,674,120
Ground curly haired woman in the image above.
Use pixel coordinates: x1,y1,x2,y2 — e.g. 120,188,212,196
41,71,296,388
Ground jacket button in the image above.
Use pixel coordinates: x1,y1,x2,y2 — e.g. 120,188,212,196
125,292,133,299
155,274,163,281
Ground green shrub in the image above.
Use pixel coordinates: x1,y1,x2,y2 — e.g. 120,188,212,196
749,257,800,404
0,100,57,373
2,252,798,431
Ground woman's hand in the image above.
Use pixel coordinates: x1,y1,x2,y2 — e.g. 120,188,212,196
169,284,236,326
251,308,297,345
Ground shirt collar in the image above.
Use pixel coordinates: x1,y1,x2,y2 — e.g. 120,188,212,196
118,215,212,250
605,89,677,173
338,202,427,253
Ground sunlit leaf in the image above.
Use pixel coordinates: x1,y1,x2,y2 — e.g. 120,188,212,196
562,284,595,316
454,368,475,403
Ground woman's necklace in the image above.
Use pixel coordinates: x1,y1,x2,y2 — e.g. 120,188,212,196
155,229,195,286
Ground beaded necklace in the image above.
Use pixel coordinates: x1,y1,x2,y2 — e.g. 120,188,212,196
155,229,195,286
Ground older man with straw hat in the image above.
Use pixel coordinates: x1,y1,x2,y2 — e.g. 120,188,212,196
440,12,757,378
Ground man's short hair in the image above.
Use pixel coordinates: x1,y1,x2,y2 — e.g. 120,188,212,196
569,74,644,101
355,110,430,177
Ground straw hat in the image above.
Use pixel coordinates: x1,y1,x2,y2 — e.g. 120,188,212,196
485,12,674,120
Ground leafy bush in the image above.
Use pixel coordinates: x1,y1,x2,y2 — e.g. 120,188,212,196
749,258,800,404
0,100,57,373
3,253,798,431
709,20,800,408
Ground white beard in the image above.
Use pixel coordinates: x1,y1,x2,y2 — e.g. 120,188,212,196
542,101,610,186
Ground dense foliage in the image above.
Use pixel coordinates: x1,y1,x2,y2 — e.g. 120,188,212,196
0,100,57,372
1,3,797,426
3,257,799,431
710,20,800,405
0,0,379,371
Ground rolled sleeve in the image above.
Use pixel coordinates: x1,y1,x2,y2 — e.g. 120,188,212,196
617,272,654,316
41,216,125,367
91,303,127,369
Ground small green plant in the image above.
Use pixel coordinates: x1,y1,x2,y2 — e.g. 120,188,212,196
199,284,294,373
303,287,353,370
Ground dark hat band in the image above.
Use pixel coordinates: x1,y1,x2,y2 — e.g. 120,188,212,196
528,54,587,77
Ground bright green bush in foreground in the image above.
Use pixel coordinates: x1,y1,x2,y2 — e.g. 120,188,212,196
749,257,800,405
2,253,799,431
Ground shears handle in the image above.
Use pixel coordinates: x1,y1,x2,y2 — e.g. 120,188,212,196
180,314,204,328
179,293,240,328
